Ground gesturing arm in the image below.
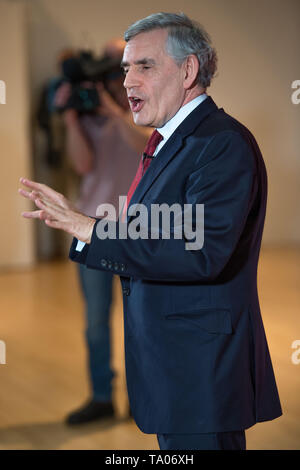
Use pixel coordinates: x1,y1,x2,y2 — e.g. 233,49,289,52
19,132,258,283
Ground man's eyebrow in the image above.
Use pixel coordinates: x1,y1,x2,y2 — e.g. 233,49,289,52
121,58,156,68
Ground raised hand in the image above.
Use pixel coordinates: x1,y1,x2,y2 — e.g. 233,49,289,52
19,177,95,243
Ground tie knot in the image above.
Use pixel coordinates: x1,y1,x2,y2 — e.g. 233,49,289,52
144,130,163,157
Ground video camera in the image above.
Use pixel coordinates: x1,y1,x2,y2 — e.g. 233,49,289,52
55,51,123,113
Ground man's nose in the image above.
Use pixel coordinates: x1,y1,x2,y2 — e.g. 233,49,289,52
123,68,140,90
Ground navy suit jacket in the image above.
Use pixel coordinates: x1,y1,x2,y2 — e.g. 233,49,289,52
70,97,282,433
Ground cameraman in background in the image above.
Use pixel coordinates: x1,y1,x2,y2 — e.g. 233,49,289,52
54,38,151,425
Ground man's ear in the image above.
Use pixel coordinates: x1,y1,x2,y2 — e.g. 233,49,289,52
183,54,199,89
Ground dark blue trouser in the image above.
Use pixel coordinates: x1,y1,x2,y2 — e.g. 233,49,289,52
157,430,246,450
78,264,114,401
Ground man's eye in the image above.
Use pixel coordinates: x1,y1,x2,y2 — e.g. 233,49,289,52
122,69,128,75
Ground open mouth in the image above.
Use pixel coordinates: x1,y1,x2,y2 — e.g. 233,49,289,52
128,96,145,113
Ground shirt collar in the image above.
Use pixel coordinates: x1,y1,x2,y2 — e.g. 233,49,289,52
154,93,207,155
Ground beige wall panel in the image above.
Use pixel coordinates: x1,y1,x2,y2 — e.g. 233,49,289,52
0,1,35,268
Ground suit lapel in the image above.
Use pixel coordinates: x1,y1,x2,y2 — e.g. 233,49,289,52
127,97,218,220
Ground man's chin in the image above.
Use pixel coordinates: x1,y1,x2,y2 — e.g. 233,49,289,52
133,113,151,127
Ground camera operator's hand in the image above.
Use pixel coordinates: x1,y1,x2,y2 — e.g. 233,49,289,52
19,177,95,243
55,81,94,175
94,81,152,154
95,82,125,119
54,82,71,109
54,82,79,125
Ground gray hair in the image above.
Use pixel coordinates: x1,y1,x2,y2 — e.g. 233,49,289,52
124,12,217,88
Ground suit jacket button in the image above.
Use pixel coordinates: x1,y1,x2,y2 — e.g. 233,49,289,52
123,287,130,296
101,259,107,268
120,263,125,272
114,262,119,271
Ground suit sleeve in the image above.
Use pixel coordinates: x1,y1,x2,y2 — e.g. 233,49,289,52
69,236,90,264
70,131,258,282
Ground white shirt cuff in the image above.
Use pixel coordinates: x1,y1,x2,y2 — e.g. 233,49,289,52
75,240,86,252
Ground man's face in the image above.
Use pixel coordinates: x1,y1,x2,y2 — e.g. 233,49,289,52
122,29,186,128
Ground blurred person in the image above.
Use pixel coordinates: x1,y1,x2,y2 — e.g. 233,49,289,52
37,48,79,259
53,38,151,425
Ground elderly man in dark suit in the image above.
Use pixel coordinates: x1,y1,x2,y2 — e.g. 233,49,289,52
19,12,282,450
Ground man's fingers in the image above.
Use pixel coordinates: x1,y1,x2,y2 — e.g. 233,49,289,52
21,195,65,221
34,198,66,219
45,219,68,231
20,182,71,223
19,187,64,214
19,178,91,241
19,188,62,212
19,188,44,202
22,209,48,220
20,177,45,192
35,196,64,212
19,177,65,206
18,188,40,200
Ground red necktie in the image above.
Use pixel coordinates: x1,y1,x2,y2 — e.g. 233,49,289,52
121,130,163,221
